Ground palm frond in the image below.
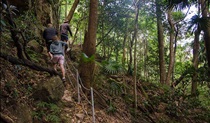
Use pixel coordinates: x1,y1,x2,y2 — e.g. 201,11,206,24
187,14,201,33
103,61,125,74
166,0,190,10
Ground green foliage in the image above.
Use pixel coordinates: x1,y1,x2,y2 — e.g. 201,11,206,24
122,94,134,104
187,14,201,33
198,85,210,110
14,10,40,41
107,100,116,114
81,53,95,63
26,49,40,63
147,83,210,122
102,60,125,74
33,101,61,123
0,20,6,31
108,79,123,96
172,11,185,21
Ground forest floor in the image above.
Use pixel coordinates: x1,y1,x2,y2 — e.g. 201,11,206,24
0,45,210,123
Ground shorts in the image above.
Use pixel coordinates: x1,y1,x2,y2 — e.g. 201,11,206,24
61,33,68,41
52,55,65,65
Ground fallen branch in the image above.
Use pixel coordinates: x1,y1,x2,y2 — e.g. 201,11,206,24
0,112,15,123
0,52,60,77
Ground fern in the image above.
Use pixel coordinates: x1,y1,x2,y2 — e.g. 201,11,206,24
33,101,61,123
103,61,125,74
107,100,116,114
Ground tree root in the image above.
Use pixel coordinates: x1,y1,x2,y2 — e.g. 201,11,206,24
0,52,61,77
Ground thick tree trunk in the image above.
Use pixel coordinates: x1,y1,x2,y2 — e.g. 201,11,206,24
156,0,166,84
203,19,210,76
201,0,210,76
79,0,98,90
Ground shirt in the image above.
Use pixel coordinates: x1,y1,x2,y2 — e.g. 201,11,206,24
50,41,67,56
43,27,58,41
60,22,72,36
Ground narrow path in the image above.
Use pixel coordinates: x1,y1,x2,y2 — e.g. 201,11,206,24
60,56,94,122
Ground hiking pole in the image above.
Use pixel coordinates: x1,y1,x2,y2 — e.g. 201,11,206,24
91,87,95,123
76,70,81,103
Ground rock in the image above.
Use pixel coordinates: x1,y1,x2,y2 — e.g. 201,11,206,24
27,40,43,53
62,90,72,102
75,113,85,120
32,76,65,102
14,102,33,123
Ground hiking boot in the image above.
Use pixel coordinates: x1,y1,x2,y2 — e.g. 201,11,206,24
62,78,66,82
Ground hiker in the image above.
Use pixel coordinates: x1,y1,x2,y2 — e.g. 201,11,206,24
49,35,68,82
60,19,73,42
43,23,58,58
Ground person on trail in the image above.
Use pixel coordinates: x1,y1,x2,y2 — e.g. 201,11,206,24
49,35,68,82
43,23,58,57
60,19,73,42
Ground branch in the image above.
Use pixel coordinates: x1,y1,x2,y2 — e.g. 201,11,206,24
96,25,115,47
0,52,60,76
0,112,15,123
2,0,25,59
172,70,189,87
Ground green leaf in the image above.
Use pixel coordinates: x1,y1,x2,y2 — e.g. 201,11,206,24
0,20,6,26
81,53,95,63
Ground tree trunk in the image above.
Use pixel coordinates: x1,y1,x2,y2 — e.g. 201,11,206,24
191,29,201,95
122,18,128,67
28,0,32,8
203,19,210,76
132,1,140,114
79,0,98,90
165,8,175,85
65,0,67,18
143,39,148,80
128,36,133,75
200,0,210,76
156,0,166,84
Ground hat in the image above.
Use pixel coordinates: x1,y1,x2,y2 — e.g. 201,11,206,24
64,19,69,23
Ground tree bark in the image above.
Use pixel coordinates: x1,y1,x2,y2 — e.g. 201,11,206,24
191,28,201,95
200,0,210,76
165,8,175,85
156,0,166,84
133,4,139,114
128,35,133,75
65,0,67,18
79,0,98,90
122,18,128,67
